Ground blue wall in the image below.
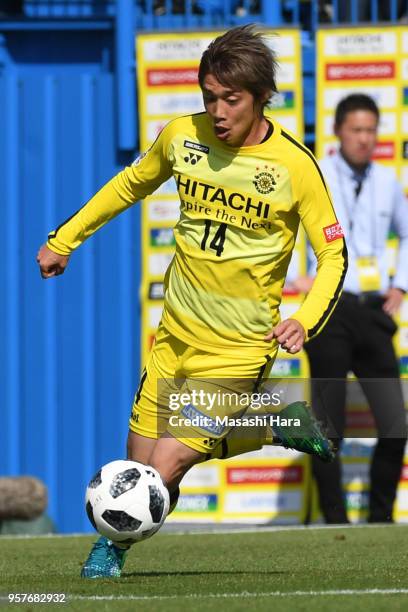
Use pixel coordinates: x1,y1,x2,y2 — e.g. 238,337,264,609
0,23,140,532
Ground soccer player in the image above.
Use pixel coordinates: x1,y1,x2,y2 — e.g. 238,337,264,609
37,25,347,577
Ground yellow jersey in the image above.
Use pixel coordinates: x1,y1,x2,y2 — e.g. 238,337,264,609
47,113,347,356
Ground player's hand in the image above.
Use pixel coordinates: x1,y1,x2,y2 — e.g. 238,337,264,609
264,318,306,353
36,244,70,279
383,287,405,316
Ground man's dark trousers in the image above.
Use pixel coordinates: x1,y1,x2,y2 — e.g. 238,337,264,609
305,293,407,523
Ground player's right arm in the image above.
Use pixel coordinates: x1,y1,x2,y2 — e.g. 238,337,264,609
37,123,175,278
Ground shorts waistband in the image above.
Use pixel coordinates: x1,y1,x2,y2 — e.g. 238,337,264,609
341,291,385,308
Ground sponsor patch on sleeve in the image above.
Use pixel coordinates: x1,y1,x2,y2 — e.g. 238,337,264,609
323,222,344,242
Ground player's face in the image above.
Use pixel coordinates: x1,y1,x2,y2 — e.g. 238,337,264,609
202,73,268,147
335,110,378,168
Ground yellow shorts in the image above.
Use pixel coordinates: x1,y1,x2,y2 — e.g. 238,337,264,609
129,324,277,455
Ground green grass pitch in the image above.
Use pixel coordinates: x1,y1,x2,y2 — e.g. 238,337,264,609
1,525,408,611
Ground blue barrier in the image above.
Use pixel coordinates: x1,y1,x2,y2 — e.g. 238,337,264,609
19,1,408,28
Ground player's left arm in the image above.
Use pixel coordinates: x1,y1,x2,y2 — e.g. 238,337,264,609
288,156,348,342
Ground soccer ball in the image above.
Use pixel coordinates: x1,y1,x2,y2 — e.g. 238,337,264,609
85,460,169,545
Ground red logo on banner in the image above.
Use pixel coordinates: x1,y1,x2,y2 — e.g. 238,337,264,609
373,141,395,160
226,466,303,485
326,62,395,81
147,68,198,86
323,222,344,243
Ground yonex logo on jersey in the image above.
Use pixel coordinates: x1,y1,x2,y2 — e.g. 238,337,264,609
184,140,210,154
323,222,344,242
184,152,202,165
253,166,278,194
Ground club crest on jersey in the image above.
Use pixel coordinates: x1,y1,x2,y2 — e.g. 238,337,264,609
253,165,278,194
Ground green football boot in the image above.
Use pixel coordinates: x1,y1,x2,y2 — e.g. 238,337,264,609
80,536,128,578
272,400,335,463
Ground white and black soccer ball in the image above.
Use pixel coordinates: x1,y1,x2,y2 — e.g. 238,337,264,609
85,460,170,545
